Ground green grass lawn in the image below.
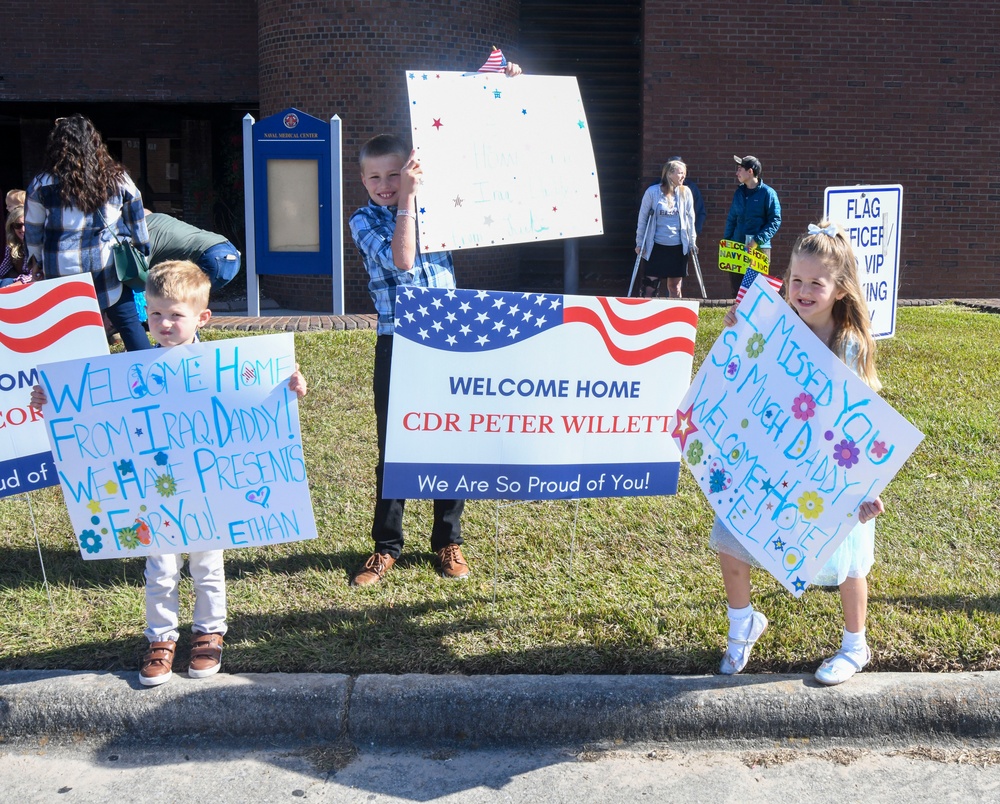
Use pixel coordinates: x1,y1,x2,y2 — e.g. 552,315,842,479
2,304,999,675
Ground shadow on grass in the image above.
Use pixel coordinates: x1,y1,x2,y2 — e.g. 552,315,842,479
0,547,146,589
877,593,1000,615
1,588,723,676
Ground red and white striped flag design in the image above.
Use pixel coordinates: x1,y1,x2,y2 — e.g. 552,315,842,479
736,267,783,306
478,48,508,73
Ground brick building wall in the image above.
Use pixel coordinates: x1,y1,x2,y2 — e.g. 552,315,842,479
256,0,521,311
641,1,999,298
0,2,257,102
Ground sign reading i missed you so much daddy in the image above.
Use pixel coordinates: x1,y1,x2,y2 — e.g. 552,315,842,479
671,279,923,597
37,333,317,560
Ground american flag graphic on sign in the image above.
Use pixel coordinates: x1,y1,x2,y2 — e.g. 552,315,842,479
0,276,105,353
394,287,698,366
736,267,783,306
0,274,108,497
478,47,508,73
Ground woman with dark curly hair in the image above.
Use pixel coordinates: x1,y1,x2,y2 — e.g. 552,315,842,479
24,114,152,350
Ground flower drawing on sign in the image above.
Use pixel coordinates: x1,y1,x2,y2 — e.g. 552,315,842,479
791,392,816,422
797,491,824,520
746,333,765,358
870,440,889,460
686,440,704,466
80,529,103,554
155,474,178,498
726,358,740,378
833,439,860,469
708,460,733,494
117,526,140,550
709,468,728,493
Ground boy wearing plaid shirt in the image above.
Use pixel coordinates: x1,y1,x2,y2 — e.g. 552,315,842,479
348,134,469,586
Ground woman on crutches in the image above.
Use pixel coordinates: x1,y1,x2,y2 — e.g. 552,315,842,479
633,159,698,298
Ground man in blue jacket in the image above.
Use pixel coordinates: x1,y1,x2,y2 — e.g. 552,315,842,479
725,155,781,296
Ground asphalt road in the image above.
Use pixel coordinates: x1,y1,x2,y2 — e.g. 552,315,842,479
4,739,1000,803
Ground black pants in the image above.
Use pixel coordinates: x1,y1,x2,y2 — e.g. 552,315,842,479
371,334,464,558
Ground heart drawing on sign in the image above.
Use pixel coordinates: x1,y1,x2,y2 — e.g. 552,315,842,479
245,486,271,508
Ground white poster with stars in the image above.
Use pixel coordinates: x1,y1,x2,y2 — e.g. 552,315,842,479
35,334,317,560
405,70,603,251
671,279,923,597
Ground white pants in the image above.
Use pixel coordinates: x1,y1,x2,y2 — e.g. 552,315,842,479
144,551,227,643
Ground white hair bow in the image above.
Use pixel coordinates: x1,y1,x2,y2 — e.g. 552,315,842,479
807,223,838,237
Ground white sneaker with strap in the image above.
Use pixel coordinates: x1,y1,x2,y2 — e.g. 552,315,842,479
815,646,871,686
719,610,768,675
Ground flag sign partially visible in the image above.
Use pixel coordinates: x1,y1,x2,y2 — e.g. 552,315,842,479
384,288,698,500
824,184,903,340
0,275,108,498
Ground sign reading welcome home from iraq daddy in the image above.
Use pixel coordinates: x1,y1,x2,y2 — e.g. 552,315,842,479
384,288,698,500
37,334,317,560
671,279,923,596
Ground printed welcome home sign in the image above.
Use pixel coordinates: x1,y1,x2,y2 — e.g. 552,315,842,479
384,288,698,500
672,279,923,596
36,334,317,559
0,275,109,498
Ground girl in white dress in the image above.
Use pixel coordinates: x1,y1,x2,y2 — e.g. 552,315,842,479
712,220,885,686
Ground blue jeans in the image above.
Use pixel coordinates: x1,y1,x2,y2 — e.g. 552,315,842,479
197,242,241,290
106,285,153,352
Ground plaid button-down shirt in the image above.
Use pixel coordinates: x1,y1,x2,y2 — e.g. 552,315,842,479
350,201,456,336
25,171,149,309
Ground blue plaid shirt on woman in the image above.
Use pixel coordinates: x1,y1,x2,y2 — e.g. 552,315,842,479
24,171,149,309
349,201,456,336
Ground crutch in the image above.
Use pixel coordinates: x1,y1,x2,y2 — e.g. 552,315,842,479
628,215,653,297
690,249,707,299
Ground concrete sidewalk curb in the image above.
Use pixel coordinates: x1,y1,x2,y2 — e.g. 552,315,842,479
3,671,1000,746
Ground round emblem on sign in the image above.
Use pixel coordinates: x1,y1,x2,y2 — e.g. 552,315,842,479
283,112,299,129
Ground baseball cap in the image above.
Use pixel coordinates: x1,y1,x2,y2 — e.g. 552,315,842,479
734,155,761,174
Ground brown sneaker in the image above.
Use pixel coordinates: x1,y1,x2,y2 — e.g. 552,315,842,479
139,640,176,687
351,552,396,586
188,632,224,678
436,544,470,579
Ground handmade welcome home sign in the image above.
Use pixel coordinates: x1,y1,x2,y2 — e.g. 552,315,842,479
35,333,317,559
0,275,109,498
406,71,603,251
672,279,923,597
384,288,698,500
718,239,770,276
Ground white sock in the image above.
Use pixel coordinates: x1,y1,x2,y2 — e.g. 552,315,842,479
841,627,867,655
727,605,753,639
